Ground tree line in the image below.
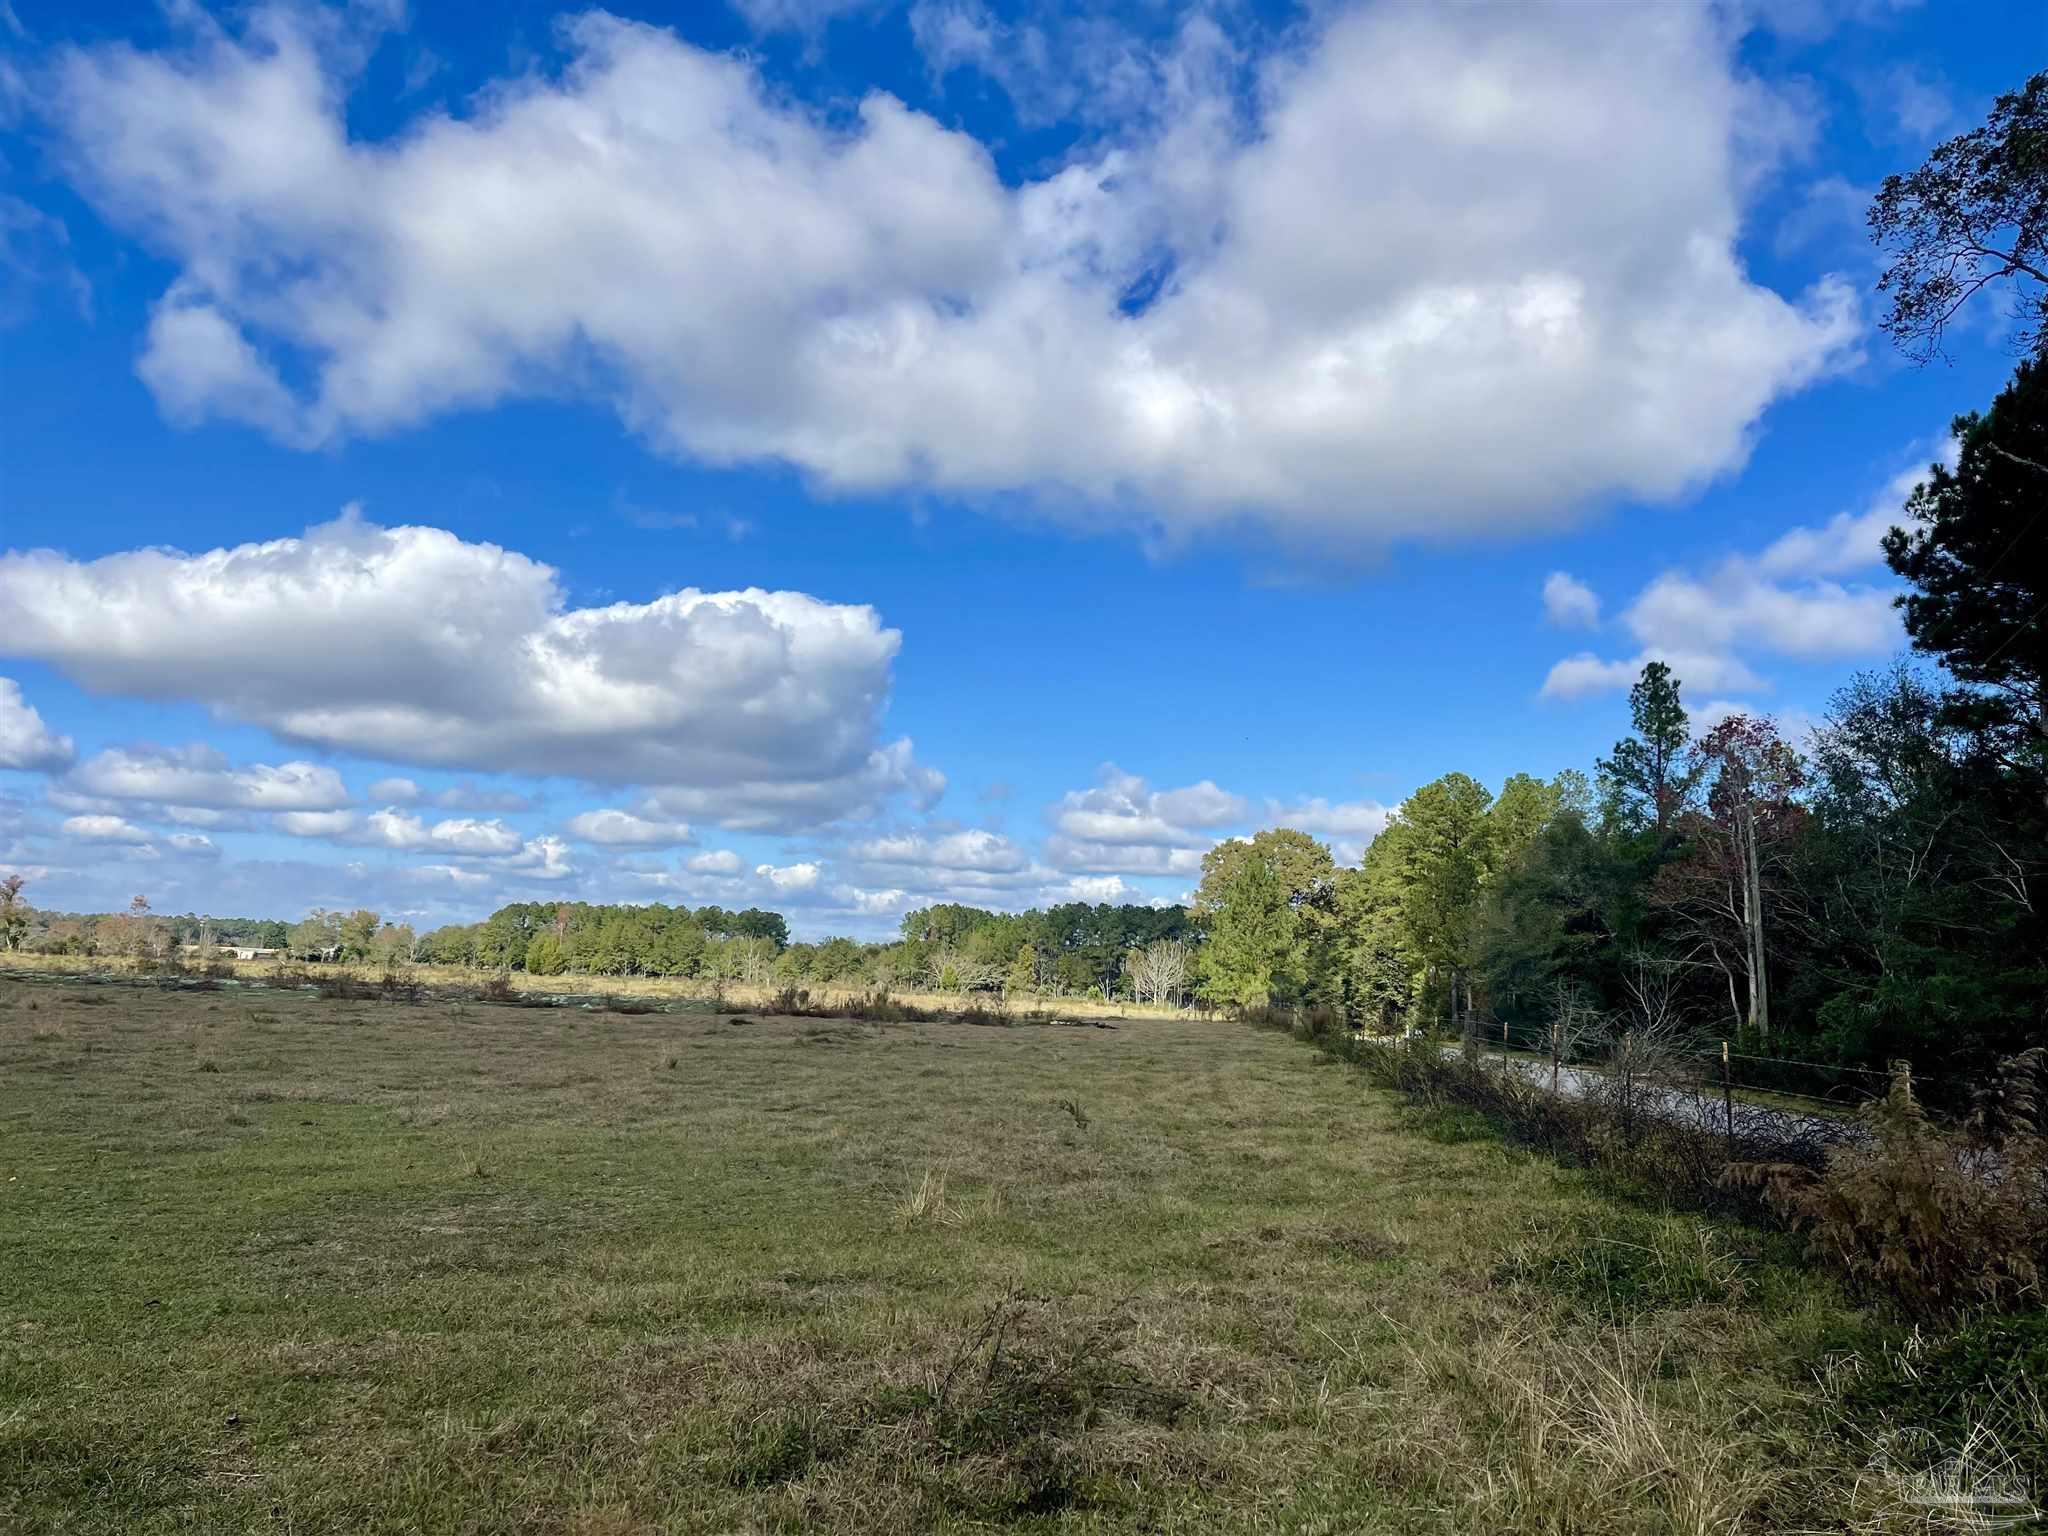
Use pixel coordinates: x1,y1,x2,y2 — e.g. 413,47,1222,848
409,897,1195,997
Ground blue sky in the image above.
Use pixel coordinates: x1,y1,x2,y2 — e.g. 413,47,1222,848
0,0,2038,936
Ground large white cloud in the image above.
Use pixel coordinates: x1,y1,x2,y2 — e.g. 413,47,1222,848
0,511,935,829
45,2,1854,543
0,678,74,772
68,744,349,810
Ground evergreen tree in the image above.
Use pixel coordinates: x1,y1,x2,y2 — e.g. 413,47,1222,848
1883,359,2048,792
1596,662,1698,839
1200,854,1299,1010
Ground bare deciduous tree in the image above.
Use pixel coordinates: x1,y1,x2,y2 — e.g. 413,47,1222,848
1123,939,1191,1007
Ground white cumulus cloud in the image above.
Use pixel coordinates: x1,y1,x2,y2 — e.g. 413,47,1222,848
565,808,694,847
0,511,936,831
844,827,1032,873
68,744,349,810
1542,572,1601,629
1537,444,1931,702
45,1,1854,545
757,861,822,892
0,678,74,772
61,813,151,844
1051,765,1246,849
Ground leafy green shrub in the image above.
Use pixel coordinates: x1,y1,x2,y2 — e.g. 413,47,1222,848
523,933,568,977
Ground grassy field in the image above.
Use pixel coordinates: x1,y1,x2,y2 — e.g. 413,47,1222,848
0,972,2013,1533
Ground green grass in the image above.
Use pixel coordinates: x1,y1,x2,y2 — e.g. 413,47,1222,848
0,976,2023,1532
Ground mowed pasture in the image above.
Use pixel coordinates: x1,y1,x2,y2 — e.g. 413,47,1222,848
0,976,1945,1533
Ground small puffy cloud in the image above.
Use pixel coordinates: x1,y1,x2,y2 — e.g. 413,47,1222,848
1541,647,1765,702
504,835,576,881
357,808,524,856
276,809,355,837
837,884,911,915
756,861,821,892
1051,766,1246,848
167,831,219,858
61,813,151,843
0,678,74,771
686,849,743,875
136,290,315,444
565,808,693,847
0,512,934,831
69,744,349,810
1542,572,1600,629
1045,874,1131,904
1541,652,1642,700
367,776,420,802
1625,568,1897,660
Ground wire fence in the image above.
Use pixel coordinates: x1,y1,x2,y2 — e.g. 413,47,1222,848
1468,1015,1969,1121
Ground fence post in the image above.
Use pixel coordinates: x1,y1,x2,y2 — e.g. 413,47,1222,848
1721,1039,1734,1153
1551,1017,1561,1096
